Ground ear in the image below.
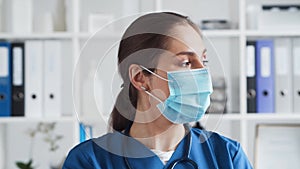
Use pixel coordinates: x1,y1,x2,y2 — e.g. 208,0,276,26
129,64,148,91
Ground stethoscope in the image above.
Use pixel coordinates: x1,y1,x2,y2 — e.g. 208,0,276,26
122,124,199,169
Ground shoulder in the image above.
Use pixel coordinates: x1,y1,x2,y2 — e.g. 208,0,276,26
191,128,239,149
63,139,95,169
191,128,253,168
66,132,121,154
70,139,94,151
63,133,119,169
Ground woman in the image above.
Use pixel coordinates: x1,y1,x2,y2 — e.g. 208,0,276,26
63,12,252,169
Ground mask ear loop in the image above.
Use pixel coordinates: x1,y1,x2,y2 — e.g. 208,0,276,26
139,65,172,82
139,65,171,109
140,86,164,104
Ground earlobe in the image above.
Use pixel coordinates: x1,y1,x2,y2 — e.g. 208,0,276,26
128,64,148,91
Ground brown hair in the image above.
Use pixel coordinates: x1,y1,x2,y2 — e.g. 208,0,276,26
110,12,202,132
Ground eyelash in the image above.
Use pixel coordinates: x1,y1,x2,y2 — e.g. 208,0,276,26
203,59,209,66
181,61,191,67
179,56,208,68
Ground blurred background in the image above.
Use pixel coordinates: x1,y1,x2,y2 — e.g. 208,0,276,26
0,0,300,168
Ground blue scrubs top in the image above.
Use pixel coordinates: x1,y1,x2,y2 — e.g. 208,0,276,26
63,128,253,169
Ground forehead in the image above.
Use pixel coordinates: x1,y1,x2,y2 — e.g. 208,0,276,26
155,25,205,70
167,24,205,54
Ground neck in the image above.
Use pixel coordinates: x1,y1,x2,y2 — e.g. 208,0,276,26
129,119,185,151
131,91,186,151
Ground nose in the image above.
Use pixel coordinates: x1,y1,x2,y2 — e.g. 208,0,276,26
192,57,205,69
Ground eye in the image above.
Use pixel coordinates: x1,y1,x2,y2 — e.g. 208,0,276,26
181,60,191,68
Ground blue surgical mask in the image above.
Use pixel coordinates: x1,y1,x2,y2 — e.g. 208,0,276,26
140,65,213,124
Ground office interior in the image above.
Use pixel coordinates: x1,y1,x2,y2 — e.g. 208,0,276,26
0,0,300,168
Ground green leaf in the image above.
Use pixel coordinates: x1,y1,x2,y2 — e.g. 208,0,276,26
50,144,59,151
27,159,33,166
16,159,34,169
16,162,27,169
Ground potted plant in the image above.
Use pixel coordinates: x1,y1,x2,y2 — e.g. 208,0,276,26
15,122,63,169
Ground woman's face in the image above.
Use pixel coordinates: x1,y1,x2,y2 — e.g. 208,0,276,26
148,24,207,102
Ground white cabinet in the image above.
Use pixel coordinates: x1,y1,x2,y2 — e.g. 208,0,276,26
1,0,300,168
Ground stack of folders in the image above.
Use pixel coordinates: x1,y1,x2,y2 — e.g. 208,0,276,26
246,38,300,113
0,40,63,118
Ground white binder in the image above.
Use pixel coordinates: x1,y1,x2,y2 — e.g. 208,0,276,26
293,38,300,113
44,40,62,117
274,38,293,113
25,41,44,117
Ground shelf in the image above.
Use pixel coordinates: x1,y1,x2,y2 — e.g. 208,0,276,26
2,30,300,39
243,113,300,121
76,114,300,124
246,30,300,37
203,114,241,120
202,30,240,37
202,113,300,121
0,116,76,124
2,114,297,124
76,30,240,39
77,32,122,39
0,32,74,39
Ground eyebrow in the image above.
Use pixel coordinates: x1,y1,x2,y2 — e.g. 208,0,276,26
175,51,196,56
175,48,207,57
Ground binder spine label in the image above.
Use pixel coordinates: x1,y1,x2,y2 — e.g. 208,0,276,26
261,47,271,77
247,45,255,77
0,48,9,77
13,47,23,86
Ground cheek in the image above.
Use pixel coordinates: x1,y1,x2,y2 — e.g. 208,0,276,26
150,77,170,101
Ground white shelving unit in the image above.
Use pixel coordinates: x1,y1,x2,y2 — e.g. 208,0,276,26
1,0,300,168
0,33,74,39
0,0,79,168
246,30,300,37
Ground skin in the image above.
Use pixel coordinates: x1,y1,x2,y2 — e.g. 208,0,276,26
128,24,207,152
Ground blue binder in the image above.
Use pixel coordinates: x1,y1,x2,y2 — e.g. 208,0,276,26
0,42,11,117
256,40,275,113
79,123,94,142
79,123,86,142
